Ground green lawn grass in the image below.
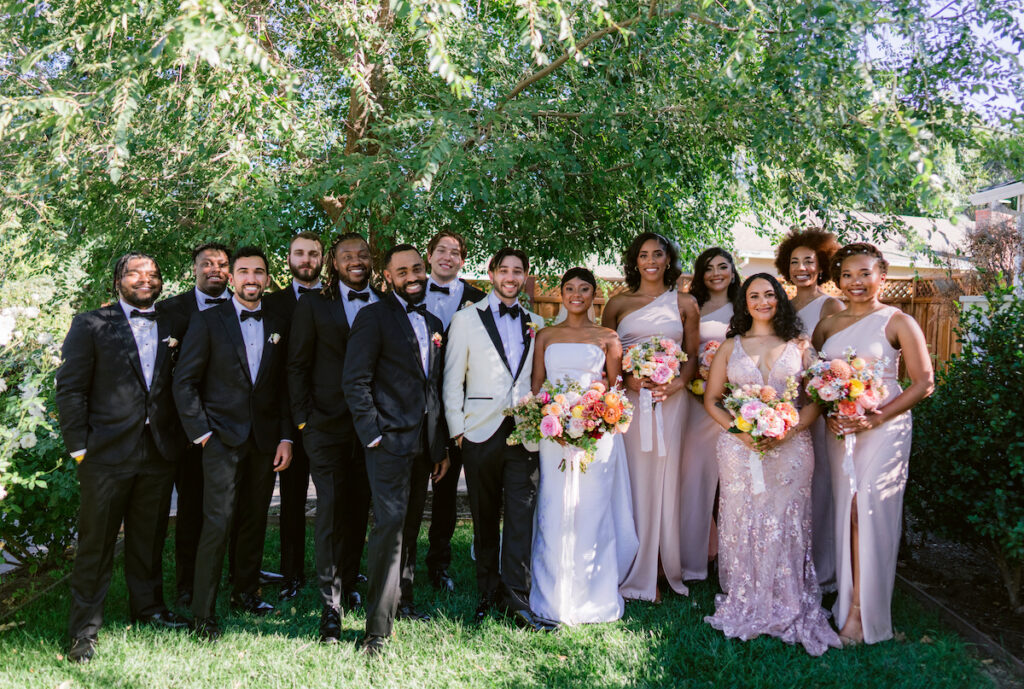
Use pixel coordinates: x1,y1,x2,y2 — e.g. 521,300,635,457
0,523,991,689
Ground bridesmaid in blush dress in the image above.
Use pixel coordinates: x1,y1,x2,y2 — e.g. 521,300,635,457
679,248,741,583
813,243,934,645
703,273,839,656
603,233,700,602
775,228,843,590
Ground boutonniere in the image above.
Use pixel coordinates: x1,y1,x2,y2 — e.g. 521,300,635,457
268,333,281,344
162,336,179,348
526,322,539,339
461,300,474,310
432,332,443,348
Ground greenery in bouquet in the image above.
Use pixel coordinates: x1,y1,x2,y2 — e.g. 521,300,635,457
505,377,632,471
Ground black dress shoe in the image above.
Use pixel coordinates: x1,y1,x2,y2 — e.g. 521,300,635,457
355,573,368,584
319,605,342,644
396,604,431,622
68,636,97,663
508,608,550,632
176,589,193,609
474,596,495,622
190,616,221,642
345,590,363,611
430,569,455,593
359,634,386,657
133,610,188,630
279,577,304,601
259,570,285,586
230,592,275,616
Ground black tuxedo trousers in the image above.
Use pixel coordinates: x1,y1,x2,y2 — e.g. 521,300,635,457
190,433,277,619
303,428,370,610
69,429,175,639
461,418,539,612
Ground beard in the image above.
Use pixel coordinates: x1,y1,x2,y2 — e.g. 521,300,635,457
394,278,427,304
121,284,162,309
290,262,321,283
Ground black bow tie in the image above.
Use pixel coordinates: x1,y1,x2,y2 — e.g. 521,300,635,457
130,309,158,321
204,296,228,305
499,303,521,319
297,286,317,294
348,290,370,302
428,283,451,295
406,302,428,315
240,310,263,322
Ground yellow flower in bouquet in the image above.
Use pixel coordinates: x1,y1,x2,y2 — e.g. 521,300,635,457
735,417,753,433
848,379,865,398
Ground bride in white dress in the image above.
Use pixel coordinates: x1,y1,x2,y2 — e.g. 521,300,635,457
529,268,639,626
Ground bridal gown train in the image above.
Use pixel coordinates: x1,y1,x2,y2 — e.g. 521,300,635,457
530,343,639,626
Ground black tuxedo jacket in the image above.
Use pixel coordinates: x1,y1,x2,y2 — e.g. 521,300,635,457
55,304,189,466
262,285,303,324
172,300,292,453
157,288,230,320
459,279,487,308
342,293,446,462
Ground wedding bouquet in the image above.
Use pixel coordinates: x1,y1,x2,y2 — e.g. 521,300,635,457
719,377,799,494
803,347,889,432
804,346,889,494
688,339,721,398
504,377,633,472
621,336,686,455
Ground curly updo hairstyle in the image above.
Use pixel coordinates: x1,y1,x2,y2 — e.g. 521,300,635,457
690,247,742,307
726,273,804,341
774,228,840,285
622,232,683,291
561,266,598,291
829,242,889,285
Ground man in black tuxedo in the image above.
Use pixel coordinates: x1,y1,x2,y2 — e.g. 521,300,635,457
55,252,190,663
262,231,323,601
172,246,294,640
156,242,232,607
288,232,379,643
343,244,449,656
422,230,486,593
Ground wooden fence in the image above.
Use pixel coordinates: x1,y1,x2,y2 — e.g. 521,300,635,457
511,275,971,367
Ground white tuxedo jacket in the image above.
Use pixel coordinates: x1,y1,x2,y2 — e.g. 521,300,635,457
443,299,544,448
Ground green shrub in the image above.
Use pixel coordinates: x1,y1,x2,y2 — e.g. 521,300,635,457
0,229,86,571
907,282,1024,609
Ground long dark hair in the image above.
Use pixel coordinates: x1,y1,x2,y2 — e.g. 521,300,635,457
622,232,682,291
726,273,804,340
690,247,741,307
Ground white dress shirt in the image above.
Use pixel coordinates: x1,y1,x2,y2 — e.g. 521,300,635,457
234,296,264,382
195,286,230,311
425,276,465,330
291,279,322,300
489,292,524,370
120,299,158,390
339,281,378,326
394,293,430,375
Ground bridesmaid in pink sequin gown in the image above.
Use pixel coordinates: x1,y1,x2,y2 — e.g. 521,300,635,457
813,244,933,645
774,228,844,590
703,273,839,656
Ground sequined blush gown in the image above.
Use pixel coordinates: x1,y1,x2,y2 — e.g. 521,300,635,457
821,306,911,644
530,343,639,625
704,337,840,656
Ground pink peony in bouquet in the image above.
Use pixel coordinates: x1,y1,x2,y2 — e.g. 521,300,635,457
504,377,633,472
622,336,688,386
804,347,889,437
688,339,720,397
720,377,800,446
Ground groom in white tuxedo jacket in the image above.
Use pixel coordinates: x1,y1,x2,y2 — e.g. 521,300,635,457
443,248,547,630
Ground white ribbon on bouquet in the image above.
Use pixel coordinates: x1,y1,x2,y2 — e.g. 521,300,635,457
841,434,858,494
559,445,584,610
638,388,667,457
748,450,766,495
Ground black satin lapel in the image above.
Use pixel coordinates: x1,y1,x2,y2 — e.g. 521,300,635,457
153,315,170,380
477,307,512,374
218,306,251,381
513,313,532,381
254,311,281,385
110,307,146,388
388,295,426,378
329,297,350,334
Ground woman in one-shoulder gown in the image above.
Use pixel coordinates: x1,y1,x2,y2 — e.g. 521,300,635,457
813,243,933,644
603,233,699,602
775,228,843,589
703,273,839,656
529,268,639,625
679,248,741,581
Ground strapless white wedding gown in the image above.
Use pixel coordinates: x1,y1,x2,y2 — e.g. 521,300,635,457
529,343,639,625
